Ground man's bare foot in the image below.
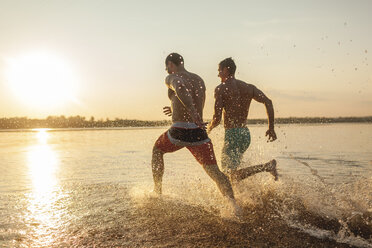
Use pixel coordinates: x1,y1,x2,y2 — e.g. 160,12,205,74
267,159,278,181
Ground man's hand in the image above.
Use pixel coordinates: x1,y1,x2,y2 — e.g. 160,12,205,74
195,120,208,130
163,106,172,116
206,122,214,134
206,124,212,134
265,129,277,142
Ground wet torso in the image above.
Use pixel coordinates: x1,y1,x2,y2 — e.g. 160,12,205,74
216,78,255,129
167,71,206,123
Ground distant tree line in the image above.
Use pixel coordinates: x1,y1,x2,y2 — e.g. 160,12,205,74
0,116,171,129
246,116,372,125
0,115,371,129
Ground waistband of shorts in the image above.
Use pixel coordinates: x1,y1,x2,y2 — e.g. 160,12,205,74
225,126,250,132
167,132,210,146
171,122,199,129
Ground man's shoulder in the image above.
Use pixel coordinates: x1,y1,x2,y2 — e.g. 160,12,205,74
165,74,178,81
235,79,257,90
235,78,249,85
187,72,204,82
165,74,173,82
165,74,185,90
214,83,228,96
166,74,184,84
215,83,225,91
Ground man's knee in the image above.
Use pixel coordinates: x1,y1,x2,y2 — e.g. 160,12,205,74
204,164,227,181
152,145,164,156
152,146,165,166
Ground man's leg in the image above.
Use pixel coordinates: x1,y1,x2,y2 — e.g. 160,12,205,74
222,141,278,182
186,141,243,216
230,159,278,182
202,163,235,200
221,145,240,174
222,127,278,182
221,127,249,174
152,131,183,194
187,142,235,200
152,146,165,194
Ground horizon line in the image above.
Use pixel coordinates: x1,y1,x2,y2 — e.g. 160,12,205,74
1,115,372,121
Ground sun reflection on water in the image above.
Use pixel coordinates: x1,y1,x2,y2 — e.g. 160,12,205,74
25,129,66,246
28,130,57,192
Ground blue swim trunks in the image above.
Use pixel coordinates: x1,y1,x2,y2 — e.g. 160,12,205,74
221,127,251,173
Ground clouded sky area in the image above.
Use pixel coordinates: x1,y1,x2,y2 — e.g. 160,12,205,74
0,0,371,120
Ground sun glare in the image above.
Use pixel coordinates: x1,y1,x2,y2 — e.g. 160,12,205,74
28,129,58,192
6,51,78,108
25,129,67,246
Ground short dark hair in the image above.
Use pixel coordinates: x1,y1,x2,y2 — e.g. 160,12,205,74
219,57,236,75
165,53,184,66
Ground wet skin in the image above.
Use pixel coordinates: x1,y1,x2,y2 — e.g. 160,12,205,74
208,66,276,142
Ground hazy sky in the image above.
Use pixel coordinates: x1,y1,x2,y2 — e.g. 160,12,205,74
0,0,371,120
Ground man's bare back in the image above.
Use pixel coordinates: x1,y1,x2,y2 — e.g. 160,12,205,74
165,71,206,124
152,53,239,212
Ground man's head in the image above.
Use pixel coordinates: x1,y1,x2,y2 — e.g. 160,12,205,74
165,53,184,74
218,57,236,82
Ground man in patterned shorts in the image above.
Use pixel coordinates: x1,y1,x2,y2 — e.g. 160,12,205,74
207,57,278,182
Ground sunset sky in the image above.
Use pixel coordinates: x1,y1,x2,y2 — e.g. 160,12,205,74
0,0,371,120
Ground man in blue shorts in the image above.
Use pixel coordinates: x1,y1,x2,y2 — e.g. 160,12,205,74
207,57,278,182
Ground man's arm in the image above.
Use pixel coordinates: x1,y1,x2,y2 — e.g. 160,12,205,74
167,75,203,126
207,87,223,133
252,85,277,141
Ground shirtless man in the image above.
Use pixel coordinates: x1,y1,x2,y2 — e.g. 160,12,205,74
152,53,238,208
207,57,278,182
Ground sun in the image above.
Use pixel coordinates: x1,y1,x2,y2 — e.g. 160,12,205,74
5,51,78,108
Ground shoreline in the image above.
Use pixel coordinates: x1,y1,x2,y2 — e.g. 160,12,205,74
0,121,371,132
0,116,371,130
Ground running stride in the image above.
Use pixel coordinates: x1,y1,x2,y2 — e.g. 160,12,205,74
207,57,278,182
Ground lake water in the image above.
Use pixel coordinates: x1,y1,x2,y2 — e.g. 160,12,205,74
0,124,371,247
